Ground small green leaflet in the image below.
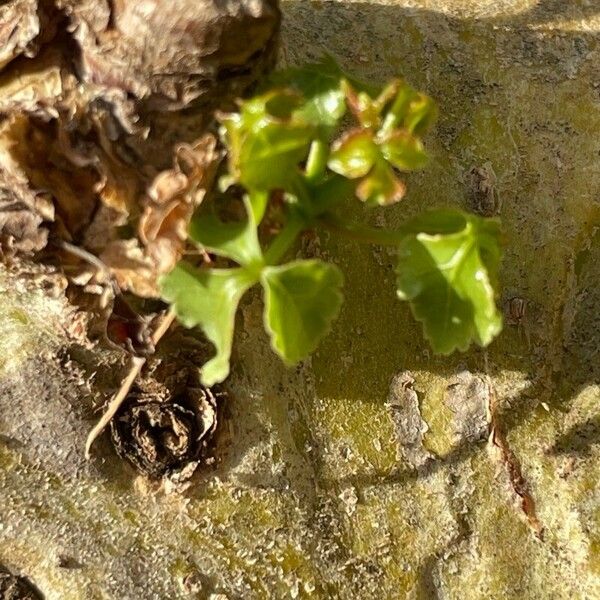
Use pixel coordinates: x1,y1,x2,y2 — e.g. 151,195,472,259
356,161,406,206
219,90,314,193
396,210,502,354
328,128,426,205
261,260,344,364
269,59,345,132
328,130,378,178
379,131,428,171
380,83,438,136
268,56,377,135
160,258,345,384
189,195,264,266
160,264,257,386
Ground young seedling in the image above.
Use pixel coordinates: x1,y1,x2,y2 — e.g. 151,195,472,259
160,57,504,387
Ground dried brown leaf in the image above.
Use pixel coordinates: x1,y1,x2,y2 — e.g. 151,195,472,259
0,49,63,115
0,123,55,255
2,115,100,242
95,134,220,298
100,239,159,298
139,134,221,271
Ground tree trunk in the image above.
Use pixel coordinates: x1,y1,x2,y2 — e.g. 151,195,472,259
1,1,599,598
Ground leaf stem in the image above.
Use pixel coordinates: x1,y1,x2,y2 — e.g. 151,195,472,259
264,215,306,265
305,140,328,183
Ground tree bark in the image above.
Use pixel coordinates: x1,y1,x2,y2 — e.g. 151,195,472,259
1,1,599,599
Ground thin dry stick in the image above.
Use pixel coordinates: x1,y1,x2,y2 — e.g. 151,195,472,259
84,309,177,459
56,240,113,278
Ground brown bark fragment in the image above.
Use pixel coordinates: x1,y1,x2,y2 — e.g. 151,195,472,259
487,380,544,537
0,165,53,254
387,371,433,469
444,371,489,444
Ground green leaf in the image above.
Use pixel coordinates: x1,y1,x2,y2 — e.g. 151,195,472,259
403,93,438,136
247,190,269,224
328,130,378,178
160,263,256,385
269,56,379,134
189,196,263,266
344,79,400,129
356,160,406,206
261,260,344,364
380,84,437,136
219,90,314,193
379,131,429,171
396,210,502,354
269,57,347,133
380,83,417,133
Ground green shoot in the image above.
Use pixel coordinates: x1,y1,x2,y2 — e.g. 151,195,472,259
160,58,503,386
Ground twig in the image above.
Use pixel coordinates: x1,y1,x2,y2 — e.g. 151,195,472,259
56,240,120,302
84,309,177,459
150,309,178,344
56,240,113,279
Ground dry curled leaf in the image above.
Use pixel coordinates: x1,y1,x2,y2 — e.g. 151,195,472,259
2,114,103,242
140,136,221,244
0,105,144,252
101,134,221,298
99,239,158,298
140,136,221,264
0,49,63,115
111,386,218,479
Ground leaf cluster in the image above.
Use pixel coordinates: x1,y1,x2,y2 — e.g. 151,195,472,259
161,58,503,386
